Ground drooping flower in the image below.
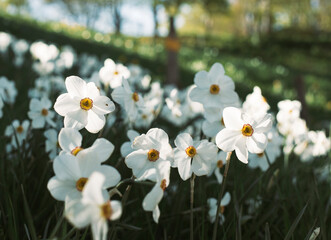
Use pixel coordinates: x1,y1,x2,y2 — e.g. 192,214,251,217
54,76,115,133
173,133,218,180
142,160,170,223
208,150,227,184
216,107,272,164
65,172,122,240
207,192,231,224
125,128,173,180
189,63,239,109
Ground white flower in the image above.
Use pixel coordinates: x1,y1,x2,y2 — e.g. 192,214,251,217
99,58,130,88
111,79,144,120
0,76,17,104
5,119,30,148
189,63,239,108
142,160,170,223
30,41,59,63
65,172,122,240
173,133,218,180
207,192,231,224
58,128,114,163
125,128,173,180
216,107,272,164
47,153,120,201
44,129,60,160
208,151,227,184
54,76,115,133
0,32,12,53
242,86,270,121
28,97,56,129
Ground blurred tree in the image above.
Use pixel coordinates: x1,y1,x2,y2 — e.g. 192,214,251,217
0,0,27,13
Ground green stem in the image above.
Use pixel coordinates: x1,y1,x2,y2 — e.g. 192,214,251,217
212,152,232,240
190,173,196,240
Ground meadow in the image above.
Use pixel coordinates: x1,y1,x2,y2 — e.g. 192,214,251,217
0,13,330,240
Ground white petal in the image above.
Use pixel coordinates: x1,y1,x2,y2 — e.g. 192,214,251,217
110,200,122,220
65,76,86,97
64,115,85,130
94,165,121,188
85,111,105,133
31,117,45,129
152,206,160,223
82,172,107,205
209,63,225,79
215,129,241,152
142,184,163,211
127,130,140,141
147,128,169,145
125,150,148,173
174,133,192,151
120,142,133,157
54,93,80,116
111,87,126,106
177,156,192,181
254,114,273,133
66,109,88,126
221,192,231,206
47,176,75,201
194,71,209,88
65,197,93,228
234,137,248,164
246,133,267,153
86,82,100,99
223,107,244,130
92,96,115,115
78,138,114,164
191,155,210,176
59,128,82,153
53,154,81,180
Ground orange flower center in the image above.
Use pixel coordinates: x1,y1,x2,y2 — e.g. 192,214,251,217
219,206,225,214
71,147,83,156
100,201,112,219
76,177,88,192
210,84,220,94
16,125,23,134
185,146,197,158
41,108,48,116
241,124,254,137
257,152,264,158
221,117,225,126
147,149,159,162
80,98,93,110
217,160,224,168
160,179,167,191
114,71,119,75
132,92,139,102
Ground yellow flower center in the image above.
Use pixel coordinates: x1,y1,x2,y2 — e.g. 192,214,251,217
132,92,139,102
147,149,159,162
210,84,220,94
80,98,93,111
217,160,224,168
142,114,148,119
241,124,254,137
71,147,83,156
100,201,112,219
16,125,23,134
76,177,88,192
185,146,197,158
262,97,267,103
219,206,225,214
257,152,264,158
160,179,167,191
41,108,48,116
114,71,119,75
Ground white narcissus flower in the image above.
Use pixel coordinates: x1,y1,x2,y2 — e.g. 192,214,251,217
44,129,60,160
142,160,170,223
207,192,231,224
189,63,239,109
173,133,218,181
28,97,56,129
208,151,227,184
0,76,17,104
5,119,30,148
125,128,173,180
216,107,272,164
65,172,122,240
99,58,130,88
54,76,115,133
111,79,144,120
47,153,120,201
242,86,270,121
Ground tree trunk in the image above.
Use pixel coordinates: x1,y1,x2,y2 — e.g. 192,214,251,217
166,16,180,87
